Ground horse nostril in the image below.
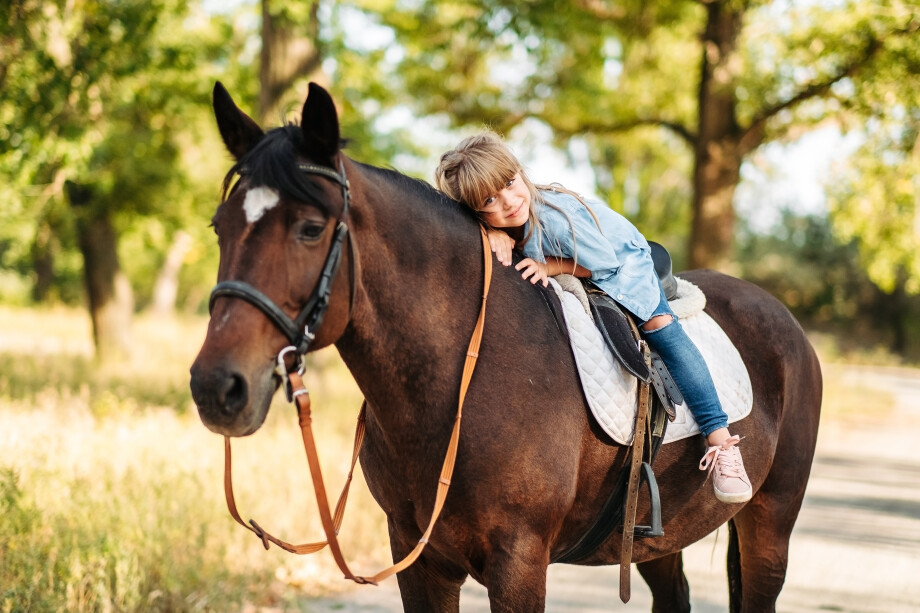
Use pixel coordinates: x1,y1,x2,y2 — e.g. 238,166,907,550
221,372,248,416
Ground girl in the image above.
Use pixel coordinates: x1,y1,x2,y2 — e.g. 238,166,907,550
435,130,752,504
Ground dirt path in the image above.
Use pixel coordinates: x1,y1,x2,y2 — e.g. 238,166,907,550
309,365,920,612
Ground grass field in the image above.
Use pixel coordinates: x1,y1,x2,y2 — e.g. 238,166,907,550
0,306,891,612
0,307,388,612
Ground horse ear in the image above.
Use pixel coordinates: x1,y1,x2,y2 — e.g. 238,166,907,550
300,82,340,165
212,81,264,160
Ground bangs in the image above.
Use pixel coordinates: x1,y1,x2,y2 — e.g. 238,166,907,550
459,150,519,212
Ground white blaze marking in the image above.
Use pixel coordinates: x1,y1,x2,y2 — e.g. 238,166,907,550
243,186,280,223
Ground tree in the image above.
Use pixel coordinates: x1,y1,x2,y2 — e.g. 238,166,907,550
67,181,135,358
364,0,919,269
827,107,920,352
0,0,231,358
259,0,324,123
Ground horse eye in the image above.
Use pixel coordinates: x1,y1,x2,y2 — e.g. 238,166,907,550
297,221,325,242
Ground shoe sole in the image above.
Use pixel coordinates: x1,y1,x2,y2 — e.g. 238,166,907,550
714,487,752,504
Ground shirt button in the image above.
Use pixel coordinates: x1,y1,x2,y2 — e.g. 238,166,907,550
617,294,624,300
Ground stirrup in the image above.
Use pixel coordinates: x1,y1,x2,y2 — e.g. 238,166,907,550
634,462,664,538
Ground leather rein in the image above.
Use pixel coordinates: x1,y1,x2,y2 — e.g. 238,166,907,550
209,158,494,585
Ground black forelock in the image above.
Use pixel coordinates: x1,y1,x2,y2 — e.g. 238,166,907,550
220,124,332,211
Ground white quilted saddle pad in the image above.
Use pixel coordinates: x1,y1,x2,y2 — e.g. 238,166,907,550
546,277,753,445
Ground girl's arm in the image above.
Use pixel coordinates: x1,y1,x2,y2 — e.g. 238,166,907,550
545,257,590,278
515,257,591,287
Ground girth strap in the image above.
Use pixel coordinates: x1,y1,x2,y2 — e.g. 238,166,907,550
222,227,493,584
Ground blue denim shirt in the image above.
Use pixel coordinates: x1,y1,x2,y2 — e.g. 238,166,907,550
520,189,661,322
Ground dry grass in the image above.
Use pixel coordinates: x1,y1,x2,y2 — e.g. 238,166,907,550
0,307,388,612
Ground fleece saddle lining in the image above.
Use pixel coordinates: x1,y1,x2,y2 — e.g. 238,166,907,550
547,276,753,445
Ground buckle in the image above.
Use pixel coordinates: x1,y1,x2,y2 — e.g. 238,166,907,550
274,346,305,402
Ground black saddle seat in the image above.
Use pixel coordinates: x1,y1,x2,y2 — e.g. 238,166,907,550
648,241,678,301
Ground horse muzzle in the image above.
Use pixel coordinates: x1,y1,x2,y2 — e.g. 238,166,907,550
189,359,275,436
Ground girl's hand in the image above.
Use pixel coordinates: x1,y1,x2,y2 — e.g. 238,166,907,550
515,258,549,287
486,229,515,266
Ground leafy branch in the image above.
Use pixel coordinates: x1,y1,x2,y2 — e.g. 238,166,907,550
739,19,919,154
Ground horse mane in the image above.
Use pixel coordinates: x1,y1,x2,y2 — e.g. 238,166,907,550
220,125,477,227
358,163,481,229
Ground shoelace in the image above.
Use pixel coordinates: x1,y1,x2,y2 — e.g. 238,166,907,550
699,434,745,477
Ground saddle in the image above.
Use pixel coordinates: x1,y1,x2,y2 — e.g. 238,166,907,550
587,240,684,413
552,241,682,567
587,289,684,415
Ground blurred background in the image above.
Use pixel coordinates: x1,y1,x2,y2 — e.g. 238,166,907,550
1,0,918,611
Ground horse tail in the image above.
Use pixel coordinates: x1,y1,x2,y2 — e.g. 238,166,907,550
727,518,742,612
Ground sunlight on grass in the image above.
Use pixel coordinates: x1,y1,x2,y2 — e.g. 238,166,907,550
0,307,388,612
807,330,909,368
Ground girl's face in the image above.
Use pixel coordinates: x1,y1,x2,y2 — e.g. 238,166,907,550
479,173,531,228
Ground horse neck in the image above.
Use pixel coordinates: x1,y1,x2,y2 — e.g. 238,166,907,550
335,162,486,431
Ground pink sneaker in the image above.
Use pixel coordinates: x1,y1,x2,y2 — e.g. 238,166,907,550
699,435,752,503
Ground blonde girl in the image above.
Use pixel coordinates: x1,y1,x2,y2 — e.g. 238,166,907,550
435,130,751,503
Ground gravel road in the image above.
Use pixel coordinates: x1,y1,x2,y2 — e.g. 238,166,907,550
308,364,920,612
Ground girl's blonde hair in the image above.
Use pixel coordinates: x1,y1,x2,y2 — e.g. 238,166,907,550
435,130,601,255
435,130,542,245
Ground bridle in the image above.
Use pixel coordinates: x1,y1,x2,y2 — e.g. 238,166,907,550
208,158,352,390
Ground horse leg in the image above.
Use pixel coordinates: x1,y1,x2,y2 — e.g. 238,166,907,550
393,560,465,613
727,519,742,612
727,489,806,612
387,526,466,613
481,535,549,613
636,552,691,613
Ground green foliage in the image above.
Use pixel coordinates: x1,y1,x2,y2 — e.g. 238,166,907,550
353,0,919,250
828,131,920,295
0,0,241,309
4,0,918,326
737,210,874,322
0,467,47,610
0,453,260,612
736,208,920,361
0,0,442,312
825,27,920,297
318,2,432,170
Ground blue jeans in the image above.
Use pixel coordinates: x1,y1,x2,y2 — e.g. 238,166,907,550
639,282,728,437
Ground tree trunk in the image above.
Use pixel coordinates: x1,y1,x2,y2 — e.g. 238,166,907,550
880,278,909,355
689,1,745,271
259,0,322,124
67,182,134,362
31,220,55,302
151,230,193,316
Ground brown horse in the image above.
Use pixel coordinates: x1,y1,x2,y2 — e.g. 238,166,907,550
190,82,822,612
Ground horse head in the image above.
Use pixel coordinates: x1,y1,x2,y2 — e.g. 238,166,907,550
190,82,354,436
